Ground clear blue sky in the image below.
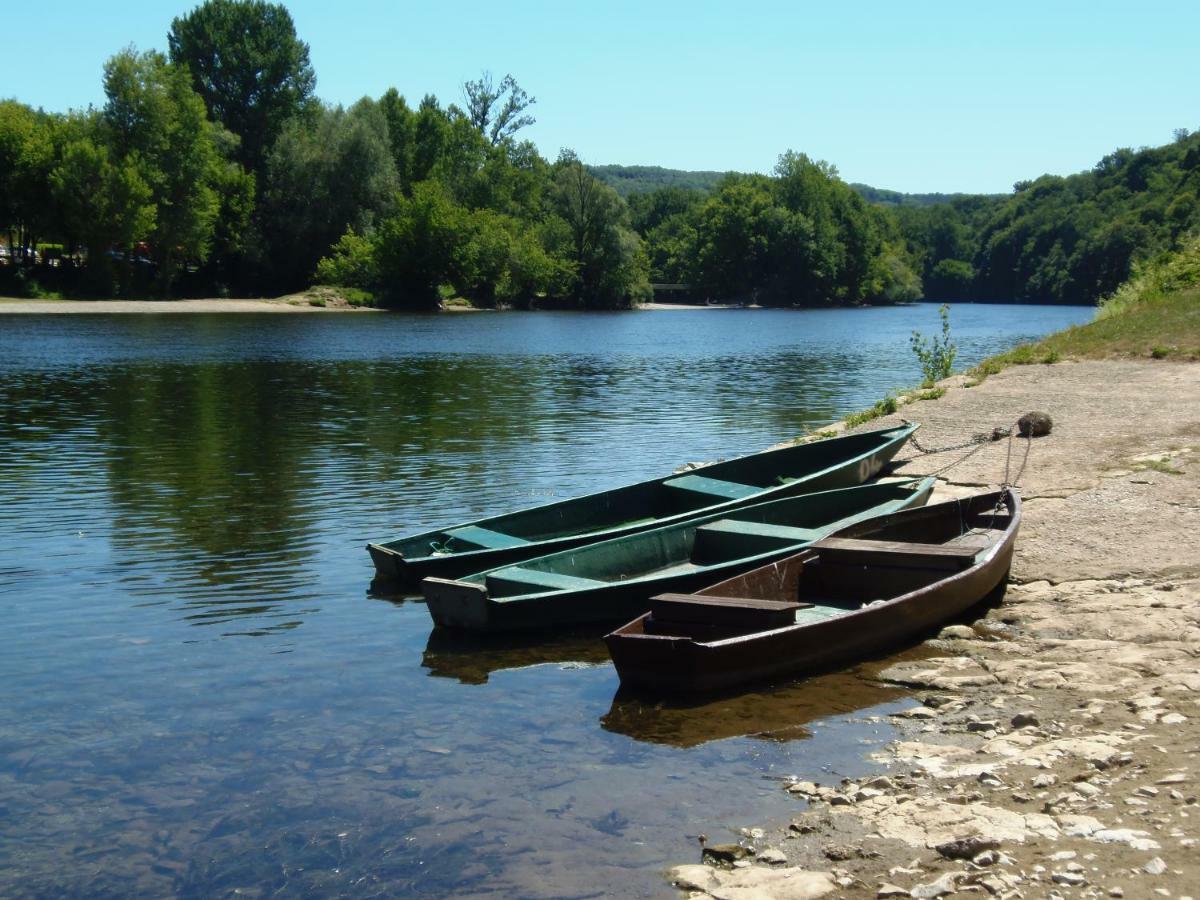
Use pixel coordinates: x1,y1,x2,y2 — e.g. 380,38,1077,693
7,0,1198,194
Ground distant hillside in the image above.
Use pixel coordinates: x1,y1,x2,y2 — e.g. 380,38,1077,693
589,164,994,208
849,184,1003,207
588,165,732,196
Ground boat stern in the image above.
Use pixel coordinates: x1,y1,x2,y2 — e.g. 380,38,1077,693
367,542,410,581
423,577,494,630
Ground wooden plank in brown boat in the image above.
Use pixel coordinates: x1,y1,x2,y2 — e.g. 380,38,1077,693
811,537,979,570
650,592,809,628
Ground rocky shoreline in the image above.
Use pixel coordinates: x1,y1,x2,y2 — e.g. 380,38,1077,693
669,359,1199,899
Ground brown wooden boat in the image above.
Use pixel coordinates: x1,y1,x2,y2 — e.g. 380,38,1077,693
604,489,1020,694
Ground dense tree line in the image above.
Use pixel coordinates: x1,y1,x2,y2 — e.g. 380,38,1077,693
894,132,1200,303
0,0,649,308
3,0,1196,308
611,136,1200,306
629,154,923,305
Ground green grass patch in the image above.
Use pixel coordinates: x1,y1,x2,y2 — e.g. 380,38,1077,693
968,285,1199,383
1137,459,1183,476
966,235,1200,382
844,394,898,428
913,386,946,401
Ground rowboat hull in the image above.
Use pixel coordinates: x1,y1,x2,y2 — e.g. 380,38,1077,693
368,424,917,584
422,478,935,632
605,490,1020,694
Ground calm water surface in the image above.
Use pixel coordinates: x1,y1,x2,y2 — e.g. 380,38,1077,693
0,305,1090,896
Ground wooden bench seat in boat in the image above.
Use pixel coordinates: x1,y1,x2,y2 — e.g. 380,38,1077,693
693,519,823,559
698,520,822,542
812,537,979,570
651,592,809,628
661,474,760,502
485,566,606,594
443,525,531,550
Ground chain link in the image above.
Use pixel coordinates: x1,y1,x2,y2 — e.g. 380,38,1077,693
900,417,1034,491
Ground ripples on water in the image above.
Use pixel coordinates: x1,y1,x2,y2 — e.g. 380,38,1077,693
0,306,1090,896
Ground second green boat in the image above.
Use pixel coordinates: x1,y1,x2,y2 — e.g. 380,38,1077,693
369,423,917,584
422,478,935,632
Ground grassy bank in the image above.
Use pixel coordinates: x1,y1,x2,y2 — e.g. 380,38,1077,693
969,237,1200,381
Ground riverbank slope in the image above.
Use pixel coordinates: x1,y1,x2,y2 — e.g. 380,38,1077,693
673,356,1199,898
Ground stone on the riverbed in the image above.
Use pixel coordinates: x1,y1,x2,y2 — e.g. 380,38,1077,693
787,780,821,796
935,834,1000,859
1052,871,1088,886
702,843,752,864
759,848,788,866
909,872,961,898
939,624,976,640
1011,711,1040,728
669,864,837,899
1017,411,1053,437
1143,857,1167,875
875,884,909,898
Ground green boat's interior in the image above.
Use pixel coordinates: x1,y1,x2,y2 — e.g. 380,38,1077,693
385,426,908,559
478,481,925,599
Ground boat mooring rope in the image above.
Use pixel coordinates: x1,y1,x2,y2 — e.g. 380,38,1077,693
901,417,1033,490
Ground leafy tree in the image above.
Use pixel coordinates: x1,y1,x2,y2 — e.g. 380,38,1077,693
551,151,650,308
168,0,315,176
49,129,156,290
257,100,398,290
102,48,224,291
462,72,536,146
0,100,54,256
411,95,449,184
372,181,470,307
379,88,416,190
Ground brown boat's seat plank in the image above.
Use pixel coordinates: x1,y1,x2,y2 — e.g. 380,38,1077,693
812,536,978,570
444,525,531,550
662,474,760,501
651,592,809,628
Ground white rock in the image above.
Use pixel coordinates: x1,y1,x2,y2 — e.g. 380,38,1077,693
1052,871,1087,886
910,872,960,898
1135,786,1160,798
1160,713,1188,725
759,848,788,866
1157,773,1189,785
1143,857,1167,875
939,625,976,640
1050,850,1077,860
1074,782,1102,797
669,864,838,899
787,780,820,795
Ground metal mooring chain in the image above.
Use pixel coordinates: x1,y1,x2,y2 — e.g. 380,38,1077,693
901,417,1033,487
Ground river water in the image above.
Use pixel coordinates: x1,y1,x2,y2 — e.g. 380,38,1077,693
0,304,1090,897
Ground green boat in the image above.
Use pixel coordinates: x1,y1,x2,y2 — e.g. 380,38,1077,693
368,423,917,584
422,478,935,632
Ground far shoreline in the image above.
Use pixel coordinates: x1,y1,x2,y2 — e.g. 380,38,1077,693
0,296,378,314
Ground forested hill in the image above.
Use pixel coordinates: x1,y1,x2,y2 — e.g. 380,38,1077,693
588,165,731,196
848,184,1004,208
894,131,1200,304
589,163,978,207
618,132,1200,306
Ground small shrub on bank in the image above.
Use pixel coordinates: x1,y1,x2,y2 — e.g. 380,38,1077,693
910,304,957,387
